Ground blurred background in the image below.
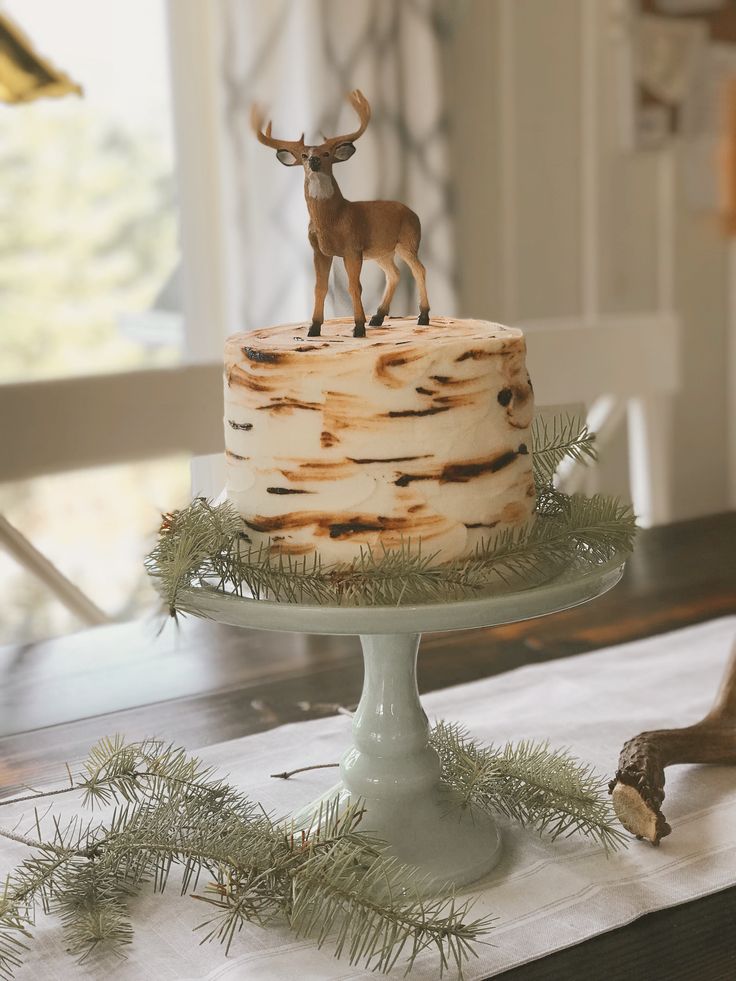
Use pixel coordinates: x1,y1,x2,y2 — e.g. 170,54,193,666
0,0,734,645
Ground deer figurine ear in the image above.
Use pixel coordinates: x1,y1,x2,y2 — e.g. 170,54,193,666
276,148,300,166
333,142,356,162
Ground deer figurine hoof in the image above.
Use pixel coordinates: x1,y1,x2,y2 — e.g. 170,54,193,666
353,323,366,338
307,322,322,337
417,312,430,326
369,314,385,327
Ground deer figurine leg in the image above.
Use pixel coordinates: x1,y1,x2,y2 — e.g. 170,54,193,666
308,242,333,337
369,256,401,327
397,244,430,326
343,252,366,338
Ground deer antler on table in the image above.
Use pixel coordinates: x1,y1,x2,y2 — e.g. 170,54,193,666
609,637,736,845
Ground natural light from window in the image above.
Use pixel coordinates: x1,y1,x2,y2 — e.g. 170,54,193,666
0,0,181,383
0,0,190,645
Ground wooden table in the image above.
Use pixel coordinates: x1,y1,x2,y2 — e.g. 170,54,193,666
1,511,735,980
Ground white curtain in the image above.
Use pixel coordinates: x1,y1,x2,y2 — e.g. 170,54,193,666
218,0,456,331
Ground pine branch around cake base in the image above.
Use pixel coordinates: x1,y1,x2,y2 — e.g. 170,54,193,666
145,413,637,616
0,730,626,980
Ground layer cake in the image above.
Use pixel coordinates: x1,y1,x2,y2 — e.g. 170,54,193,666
224,316,535,564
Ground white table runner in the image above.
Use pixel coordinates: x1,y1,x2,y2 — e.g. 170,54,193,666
2,616,735,980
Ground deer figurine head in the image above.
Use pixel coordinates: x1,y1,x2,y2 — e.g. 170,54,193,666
251,90,430,338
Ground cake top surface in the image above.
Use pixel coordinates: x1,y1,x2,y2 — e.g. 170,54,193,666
225,317,523,360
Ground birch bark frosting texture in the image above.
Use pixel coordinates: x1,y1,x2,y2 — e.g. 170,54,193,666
224,318,535,564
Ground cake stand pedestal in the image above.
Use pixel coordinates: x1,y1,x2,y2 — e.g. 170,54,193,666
181,558,625,891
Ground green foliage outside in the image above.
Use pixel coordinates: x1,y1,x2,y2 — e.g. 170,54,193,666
0,100,178,380
0,99,183,644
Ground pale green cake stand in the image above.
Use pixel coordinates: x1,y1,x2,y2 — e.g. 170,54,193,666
180,557,625,891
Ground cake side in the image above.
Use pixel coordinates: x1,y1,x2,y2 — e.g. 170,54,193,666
224,316,535,564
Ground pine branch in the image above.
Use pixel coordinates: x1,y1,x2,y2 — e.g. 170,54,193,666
291,846,491,976
0,729,628,978
151,492,636,613
0,905,31,981
531,413,597,488
51,860,134,964
0,741,493,978
431,722,627,852
0,815,106,980
144,408,637,612
144,410,637,613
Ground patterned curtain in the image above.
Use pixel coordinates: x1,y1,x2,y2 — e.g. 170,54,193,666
219,0,456,332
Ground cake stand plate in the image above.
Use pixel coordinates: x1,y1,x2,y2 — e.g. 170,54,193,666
179,558,625,891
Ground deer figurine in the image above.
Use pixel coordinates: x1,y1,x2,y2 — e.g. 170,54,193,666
251,90,430,338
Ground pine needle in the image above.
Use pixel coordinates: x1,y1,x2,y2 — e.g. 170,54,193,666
145,412,635,613
431,722,628,852
531,413,597,488
0,731,628,979
146,494,635,613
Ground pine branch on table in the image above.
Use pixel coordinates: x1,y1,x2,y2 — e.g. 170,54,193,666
431,722,628,853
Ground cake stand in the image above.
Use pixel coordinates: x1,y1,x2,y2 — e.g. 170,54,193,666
179,557,625,891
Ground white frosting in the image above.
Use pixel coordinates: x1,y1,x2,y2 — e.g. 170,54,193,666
224,317,535,565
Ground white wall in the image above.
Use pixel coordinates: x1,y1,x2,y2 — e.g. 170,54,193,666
444,0,730,521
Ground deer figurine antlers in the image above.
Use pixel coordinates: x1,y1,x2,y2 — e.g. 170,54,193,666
251,90,430,338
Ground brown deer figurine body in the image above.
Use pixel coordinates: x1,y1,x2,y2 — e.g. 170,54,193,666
251,90,430,338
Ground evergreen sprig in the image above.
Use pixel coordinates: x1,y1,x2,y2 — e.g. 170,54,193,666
0,739,495,980
431,722,627,852
0,730,627,979
145,413,636,613
531,413,597,488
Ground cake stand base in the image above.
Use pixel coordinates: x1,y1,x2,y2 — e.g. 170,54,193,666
183,557,625,893
290,633,502,891
292,782,502,892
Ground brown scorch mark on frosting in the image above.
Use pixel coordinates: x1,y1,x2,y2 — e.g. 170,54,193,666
277,460,357,482
497,380,534,428
455,348,495,362
270,541,315,556
512,384,532,407
242,346,284,364
226,450,249,461
432,394,474,407
387,406,451,418
428,374,483,388
348,455,431,464
320,431,339,447
228,420,253,431
465,520,500,529
266,487,313,495
257,398,321,413
415,387,435,396
244,510,446,540
226,365,274,392
374,350,425,388
394,444,528,487
327,518,389,538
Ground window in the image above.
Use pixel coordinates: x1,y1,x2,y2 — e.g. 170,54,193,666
0,457,192,645
0,1,195,644
0,0,181,383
